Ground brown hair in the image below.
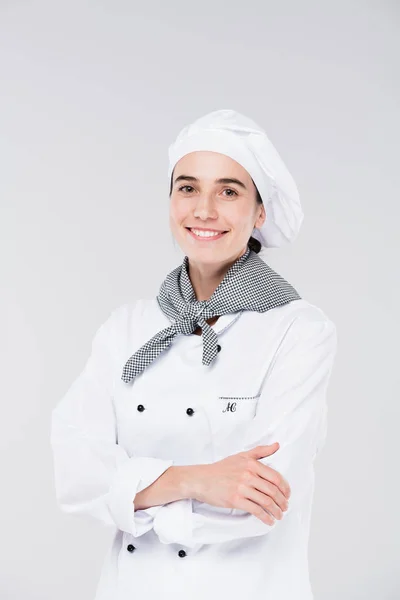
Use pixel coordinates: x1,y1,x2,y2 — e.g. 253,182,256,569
168,172,263,254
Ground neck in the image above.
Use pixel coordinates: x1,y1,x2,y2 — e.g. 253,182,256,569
187,247,248,301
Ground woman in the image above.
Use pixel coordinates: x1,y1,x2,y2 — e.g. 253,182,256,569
50,109,338,599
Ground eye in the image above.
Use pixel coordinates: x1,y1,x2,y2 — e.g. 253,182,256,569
178,185,195,193
222,188,238,197
177,185,238,197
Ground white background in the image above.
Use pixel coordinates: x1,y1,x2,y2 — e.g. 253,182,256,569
1,1,399,598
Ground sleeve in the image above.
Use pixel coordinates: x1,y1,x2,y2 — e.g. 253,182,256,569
152,314,338,547
50,305,174,538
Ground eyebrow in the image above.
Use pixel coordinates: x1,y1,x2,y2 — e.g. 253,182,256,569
173,175,247,190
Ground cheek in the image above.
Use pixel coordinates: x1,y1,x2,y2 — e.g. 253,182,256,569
169,199,188,226
229,211,254,235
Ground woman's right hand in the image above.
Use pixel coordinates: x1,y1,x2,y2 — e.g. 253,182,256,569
187,443,291,525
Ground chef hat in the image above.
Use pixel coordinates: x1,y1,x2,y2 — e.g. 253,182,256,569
167,109,304,248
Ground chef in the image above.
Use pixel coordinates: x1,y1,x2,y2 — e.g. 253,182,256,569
50,108,338,600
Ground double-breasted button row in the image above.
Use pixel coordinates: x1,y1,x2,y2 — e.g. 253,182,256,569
126,544,186,558
137,405,196,415
127,544,186,558
126,544,187,558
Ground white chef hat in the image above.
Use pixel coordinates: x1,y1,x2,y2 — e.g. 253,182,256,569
167,108,304,248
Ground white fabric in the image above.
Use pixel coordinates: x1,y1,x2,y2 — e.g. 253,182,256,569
167,108,304,248
50,297,337,600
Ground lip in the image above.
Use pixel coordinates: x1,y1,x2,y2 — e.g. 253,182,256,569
186,227,228,241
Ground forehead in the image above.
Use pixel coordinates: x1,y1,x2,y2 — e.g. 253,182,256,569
173,151,251,182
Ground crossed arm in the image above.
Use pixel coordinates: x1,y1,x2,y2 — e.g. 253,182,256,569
50,305,337,545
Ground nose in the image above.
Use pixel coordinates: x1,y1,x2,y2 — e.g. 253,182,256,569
193,193,218,221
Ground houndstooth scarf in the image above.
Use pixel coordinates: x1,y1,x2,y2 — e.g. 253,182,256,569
121,248,301,383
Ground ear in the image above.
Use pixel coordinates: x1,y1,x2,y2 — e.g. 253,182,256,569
255,202,266,229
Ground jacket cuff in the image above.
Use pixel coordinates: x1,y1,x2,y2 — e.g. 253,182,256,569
106,456,174,537
153,498,195,546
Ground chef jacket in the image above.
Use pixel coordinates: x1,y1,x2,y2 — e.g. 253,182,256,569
50,295,338,600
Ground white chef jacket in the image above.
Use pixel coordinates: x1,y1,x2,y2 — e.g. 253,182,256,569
50,295,338,600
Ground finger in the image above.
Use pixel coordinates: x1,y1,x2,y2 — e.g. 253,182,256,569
254,460,291,499
233,497,276,526
247,443,279,459
249,475,289,513
244,486,284,521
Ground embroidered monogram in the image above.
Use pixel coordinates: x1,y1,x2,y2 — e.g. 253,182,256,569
222,402,237,413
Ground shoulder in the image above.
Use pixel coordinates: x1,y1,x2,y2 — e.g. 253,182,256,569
280,298,336,329
272,298,338,358
102,297,160,333
99,296,166,356
245,298,337,357
89,298,161,379
247,297,336,332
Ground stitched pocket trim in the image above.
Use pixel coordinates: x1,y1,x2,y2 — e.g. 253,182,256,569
218,394,261,401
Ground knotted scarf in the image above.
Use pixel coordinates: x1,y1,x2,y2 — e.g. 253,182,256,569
121,248,301,383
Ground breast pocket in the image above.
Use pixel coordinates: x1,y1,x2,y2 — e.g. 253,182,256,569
205,392,261,460
218,394,260,417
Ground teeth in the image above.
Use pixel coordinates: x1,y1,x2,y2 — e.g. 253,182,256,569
190,229,224,237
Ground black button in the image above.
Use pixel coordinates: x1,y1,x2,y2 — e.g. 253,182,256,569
186,408,194,416
137,404,145,412
178,549,187,558
127,544,136,553
216,344,221,352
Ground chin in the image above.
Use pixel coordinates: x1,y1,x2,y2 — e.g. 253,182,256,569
187,247,242,266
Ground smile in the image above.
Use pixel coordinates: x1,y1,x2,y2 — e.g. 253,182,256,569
186,228,228,241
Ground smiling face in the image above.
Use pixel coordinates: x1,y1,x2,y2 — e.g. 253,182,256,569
169,151,266,265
